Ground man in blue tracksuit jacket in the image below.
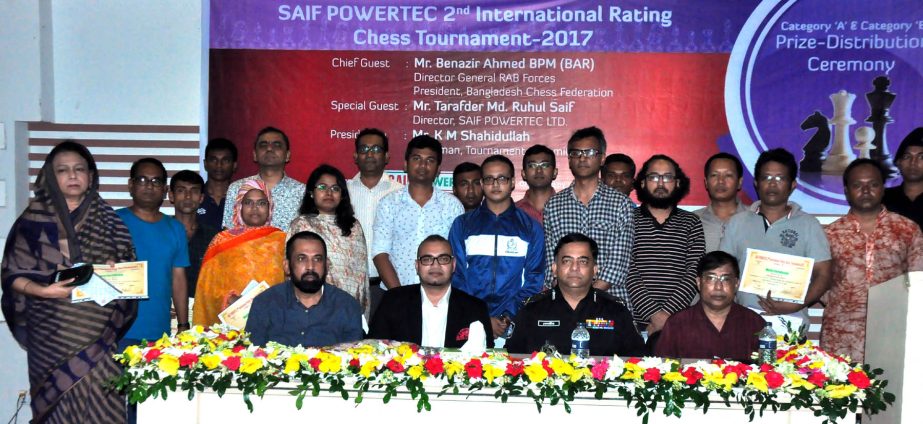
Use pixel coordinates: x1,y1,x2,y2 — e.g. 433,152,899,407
449,155,545,340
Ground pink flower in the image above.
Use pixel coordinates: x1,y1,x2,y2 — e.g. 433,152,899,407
591,360,609,380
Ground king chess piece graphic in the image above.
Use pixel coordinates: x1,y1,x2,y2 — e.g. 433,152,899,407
822,90,857,174
865,76,898,175
799,110,831,172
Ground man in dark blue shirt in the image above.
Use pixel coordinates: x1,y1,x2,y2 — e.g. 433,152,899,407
247,231,363,347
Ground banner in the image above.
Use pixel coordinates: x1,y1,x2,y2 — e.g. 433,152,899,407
208,0,923,212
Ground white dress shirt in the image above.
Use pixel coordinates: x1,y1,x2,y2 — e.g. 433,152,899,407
420,285,451,348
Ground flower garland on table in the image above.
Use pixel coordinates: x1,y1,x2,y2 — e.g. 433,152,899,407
111,325,893,423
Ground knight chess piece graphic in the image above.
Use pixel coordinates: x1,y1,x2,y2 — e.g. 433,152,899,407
865,76,898,174
799,110,831,172
822,90,857,174
854,126,876,160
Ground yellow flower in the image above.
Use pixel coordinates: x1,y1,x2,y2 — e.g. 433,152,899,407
483,364,505,384
240,357,263,374
317,353,341,374
154,334,173,349
177,332,197,345
285,353,308,374
568,367,591,383
267,350,279,360
549,358,573,376
808,361,824,370
444,361,464,378
702,371,737,391
407,365,425,380
747,372,768,393
347,344,374,356
201,354,221,370
524,362,549,383
193,325,204,333
158,354,180,376
788,374,816,391
226,330,240,340
663,372,686,384
122,345,142,366
359,359,381,378
826,384,858,399
620,362,643,381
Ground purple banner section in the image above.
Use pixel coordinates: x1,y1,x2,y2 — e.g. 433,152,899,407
209,0,757,52
725,0,923,213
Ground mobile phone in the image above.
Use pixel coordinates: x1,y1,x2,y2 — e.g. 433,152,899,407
53,264,94,287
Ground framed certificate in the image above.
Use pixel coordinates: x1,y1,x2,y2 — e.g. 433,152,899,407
738,249,814,303
219,281,270,330
95,261,149,299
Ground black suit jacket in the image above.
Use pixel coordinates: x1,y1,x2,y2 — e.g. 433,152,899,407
368,284,494,348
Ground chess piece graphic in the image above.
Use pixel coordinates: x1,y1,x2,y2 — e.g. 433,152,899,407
701,29,716,52
854,127,877,159
667,27,683,52
865,76,898,174
719,20,734,52
799,110,831,172
822,90,858,174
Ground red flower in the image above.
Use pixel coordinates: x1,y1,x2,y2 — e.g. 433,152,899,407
232,345,245,353
807,371,828,386
764,371,785,389
642,368,661,383
386,359,405,373
542,360,554,376
144,349,162,362
349,358,360,368
795,355,812,367
222,356,241,371
179,353,199,367
627,357,641,364
254,349,268,358
455,328,469,341
848,370,871,389
424,357,444,375
505,361,524,377
712,358,726,366
465,359,483,379
681,367,703,385
218,333,228,341
759,363,774,373
723,363,750,378
308,357,322,371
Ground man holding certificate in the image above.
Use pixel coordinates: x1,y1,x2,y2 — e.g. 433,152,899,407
719,148,832,332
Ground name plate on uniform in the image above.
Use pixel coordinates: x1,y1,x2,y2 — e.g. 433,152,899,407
537,320,559,327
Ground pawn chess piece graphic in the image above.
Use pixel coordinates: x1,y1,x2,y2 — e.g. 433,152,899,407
854,126,877,159
822,90,858,174
865,76,898,174
799,110,831,172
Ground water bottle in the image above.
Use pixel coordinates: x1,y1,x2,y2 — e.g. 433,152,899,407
571,322,590,358
757,322,777,364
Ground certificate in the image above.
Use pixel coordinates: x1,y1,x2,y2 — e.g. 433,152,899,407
95,261,149,299
218,281,270,330
738,249,814,303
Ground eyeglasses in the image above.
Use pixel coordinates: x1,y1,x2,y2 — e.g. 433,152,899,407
702,274,737,285
567,148,600,158
418,254,453,265
526,161,553,170
241,199,270,208
481,176,512,186
357,145,385,154
131,176,166,187
759,175,788,184
314,184,342,193
645,173,676,183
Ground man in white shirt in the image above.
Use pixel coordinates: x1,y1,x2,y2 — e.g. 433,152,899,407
368,235,493,348
346,128,403,315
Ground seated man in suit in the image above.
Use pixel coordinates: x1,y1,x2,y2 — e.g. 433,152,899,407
654,251,766,362
368,235,493,348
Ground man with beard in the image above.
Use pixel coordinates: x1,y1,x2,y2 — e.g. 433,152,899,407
346,128,403,315
222,127,306,229
694,153,749,252
626,155,705,335
543,127,634,313
246,231,363,346
654,251,765,362
372,135,464,289
883,127,923,230
516,144,558,226
823,159,923,362
368,235,493,348
452,162,484,212
719,148,831,332
169,170,219,298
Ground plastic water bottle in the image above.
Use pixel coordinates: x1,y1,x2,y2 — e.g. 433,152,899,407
571,323,590,358
757,322,777,364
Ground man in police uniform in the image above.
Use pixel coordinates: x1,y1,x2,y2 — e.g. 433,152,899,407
506,233,646,357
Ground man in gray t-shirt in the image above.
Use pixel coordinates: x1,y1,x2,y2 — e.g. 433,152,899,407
719,149,831,331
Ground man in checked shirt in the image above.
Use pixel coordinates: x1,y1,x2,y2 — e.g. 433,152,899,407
542,126,635,315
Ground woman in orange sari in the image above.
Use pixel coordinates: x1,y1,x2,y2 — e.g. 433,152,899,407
192,180,286,327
